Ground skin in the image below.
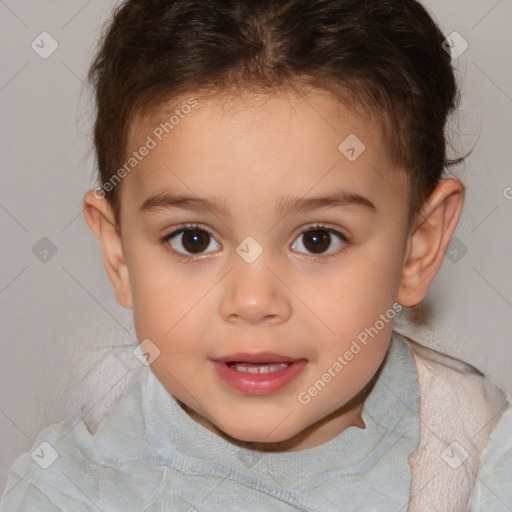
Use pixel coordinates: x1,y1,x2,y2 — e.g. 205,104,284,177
83,86,464,451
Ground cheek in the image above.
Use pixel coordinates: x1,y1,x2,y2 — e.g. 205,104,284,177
310,255,401,336
128,252,186,337
303,265,398,413
297,242,403,393
129,253,215,359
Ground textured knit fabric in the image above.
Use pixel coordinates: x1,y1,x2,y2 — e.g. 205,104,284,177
403,337,510,511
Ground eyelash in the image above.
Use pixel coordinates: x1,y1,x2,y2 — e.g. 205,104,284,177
160,222,349,262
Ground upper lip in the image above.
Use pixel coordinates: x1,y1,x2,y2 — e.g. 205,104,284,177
212,352,303,364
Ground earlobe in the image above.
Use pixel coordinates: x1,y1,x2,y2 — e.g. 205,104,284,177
83,190,133,309
398,179,465,307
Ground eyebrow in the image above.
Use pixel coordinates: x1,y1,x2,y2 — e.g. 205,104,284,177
139,190,376,217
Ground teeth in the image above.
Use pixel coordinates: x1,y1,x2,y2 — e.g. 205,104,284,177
229,362,291,373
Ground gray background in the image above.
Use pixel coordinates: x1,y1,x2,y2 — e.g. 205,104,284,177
0,0,511,494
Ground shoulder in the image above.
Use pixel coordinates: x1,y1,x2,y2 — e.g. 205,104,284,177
0,368,156,511
467,390,512,511
404,335,507,436
400,335,510,512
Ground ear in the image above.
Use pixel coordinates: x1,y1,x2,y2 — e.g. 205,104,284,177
83,190,133,309
398,178,465,307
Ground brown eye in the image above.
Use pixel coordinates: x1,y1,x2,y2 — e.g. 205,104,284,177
180,229,210,253
302,229,331,254
291,225,347,257
165,225,220,257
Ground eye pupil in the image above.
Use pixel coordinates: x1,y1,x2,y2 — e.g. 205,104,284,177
303,229,331,254
182,230,210,253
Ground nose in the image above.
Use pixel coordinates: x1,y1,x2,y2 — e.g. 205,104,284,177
218,250,292,326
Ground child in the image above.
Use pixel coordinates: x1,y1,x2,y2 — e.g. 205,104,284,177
1,0,511,510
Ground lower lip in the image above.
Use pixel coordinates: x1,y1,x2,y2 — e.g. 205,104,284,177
211,360,307,396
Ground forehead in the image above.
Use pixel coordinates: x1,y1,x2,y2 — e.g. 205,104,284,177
122,87,408,217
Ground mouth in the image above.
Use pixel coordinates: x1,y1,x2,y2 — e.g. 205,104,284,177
211,353,307,395
226,361,292,374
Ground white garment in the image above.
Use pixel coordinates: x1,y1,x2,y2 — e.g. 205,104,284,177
403,336,510,511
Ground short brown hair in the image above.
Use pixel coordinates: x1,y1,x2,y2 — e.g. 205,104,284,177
88,0,461,224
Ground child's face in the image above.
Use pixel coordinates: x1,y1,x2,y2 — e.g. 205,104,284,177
114,88,413,449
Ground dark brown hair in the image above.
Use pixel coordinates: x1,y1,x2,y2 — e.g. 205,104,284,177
88,0,461,224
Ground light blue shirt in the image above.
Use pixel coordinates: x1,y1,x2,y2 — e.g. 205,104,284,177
467,388,512,512
0,333,510,511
